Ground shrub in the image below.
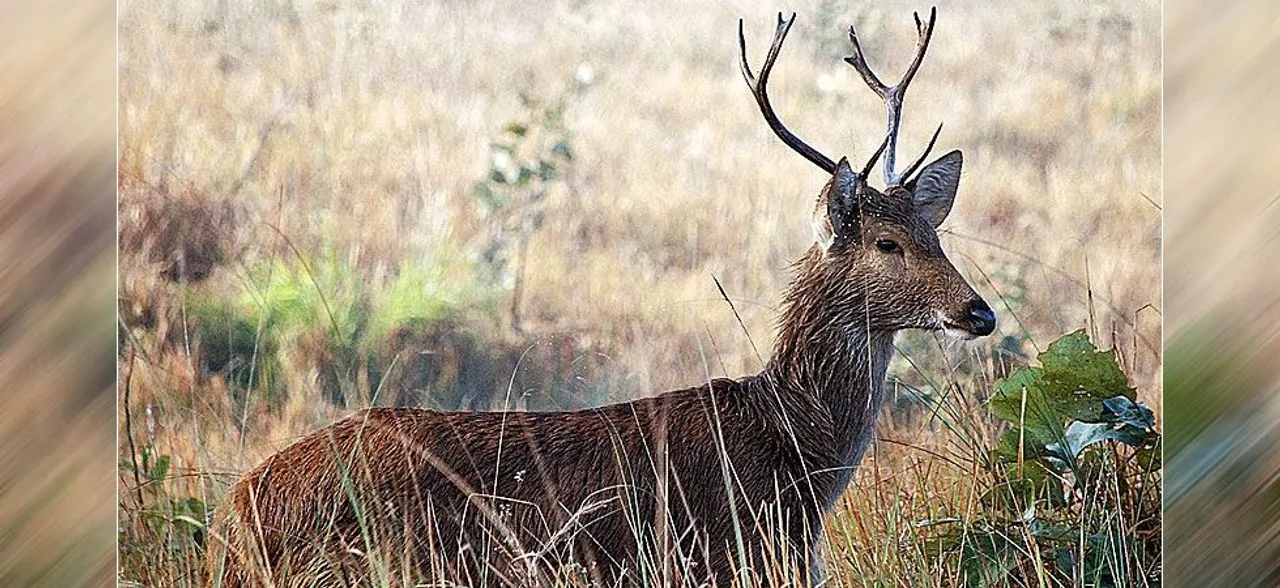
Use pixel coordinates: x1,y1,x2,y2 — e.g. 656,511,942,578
926,330,1161,587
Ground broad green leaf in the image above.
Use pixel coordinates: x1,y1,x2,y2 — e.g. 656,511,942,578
989,331,1137,457
1101,395,1156,429
994,427,1063,466
989,366,1041,425
982,459,1066,512
1038,329,1134,401
1047,421,1152,461
953,528,1022,586
990,366,1071,448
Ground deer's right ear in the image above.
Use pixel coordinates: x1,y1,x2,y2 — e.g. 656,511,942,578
813,158,861,251
906,150,962,228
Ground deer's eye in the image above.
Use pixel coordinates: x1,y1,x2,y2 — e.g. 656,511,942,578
875,239,902,254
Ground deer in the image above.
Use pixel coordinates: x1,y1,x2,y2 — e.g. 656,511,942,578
204,8,995,587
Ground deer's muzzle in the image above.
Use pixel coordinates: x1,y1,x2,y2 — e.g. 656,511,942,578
961,298,996,336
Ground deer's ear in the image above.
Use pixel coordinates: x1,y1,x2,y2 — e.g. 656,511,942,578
906,150,962,228
813,157,861,251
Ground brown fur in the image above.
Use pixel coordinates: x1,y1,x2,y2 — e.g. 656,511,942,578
206,12,994,588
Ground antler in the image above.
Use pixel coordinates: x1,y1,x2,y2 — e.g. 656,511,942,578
844,7,942,186
739,13,837,175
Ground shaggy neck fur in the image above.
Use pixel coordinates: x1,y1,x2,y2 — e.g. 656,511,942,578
760,247,896,510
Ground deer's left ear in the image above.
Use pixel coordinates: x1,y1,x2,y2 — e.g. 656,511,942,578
813,157,861,251
905,150,962,228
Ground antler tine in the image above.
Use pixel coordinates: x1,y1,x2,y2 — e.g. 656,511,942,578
898,7,937,97
739,13,837,174
859,131,891,180
844,6,940,186
898,122,943,183
843,22,887,98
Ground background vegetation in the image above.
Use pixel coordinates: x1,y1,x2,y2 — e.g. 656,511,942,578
117,0,1160,585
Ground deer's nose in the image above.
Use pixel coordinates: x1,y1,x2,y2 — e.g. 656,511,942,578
966,299,996,336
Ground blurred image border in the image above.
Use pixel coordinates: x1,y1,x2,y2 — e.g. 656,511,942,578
2,0,1279,585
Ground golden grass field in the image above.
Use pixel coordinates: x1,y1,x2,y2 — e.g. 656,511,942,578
117,0,1160,585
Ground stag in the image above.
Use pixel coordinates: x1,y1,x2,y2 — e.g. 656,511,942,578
206,8,994,587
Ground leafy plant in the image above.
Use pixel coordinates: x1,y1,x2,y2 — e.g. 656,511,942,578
119,442,171,487
119,442,208,574
927,330,1161,586
472,89,578,332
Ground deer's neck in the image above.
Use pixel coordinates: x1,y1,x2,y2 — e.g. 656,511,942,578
762,252,896,505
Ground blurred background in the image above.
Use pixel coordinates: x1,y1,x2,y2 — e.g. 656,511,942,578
0,0,1272,585
1164,0,1280,586
0,0,116,585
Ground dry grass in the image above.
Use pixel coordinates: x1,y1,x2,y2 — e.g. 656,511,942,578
118,0,1160,585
